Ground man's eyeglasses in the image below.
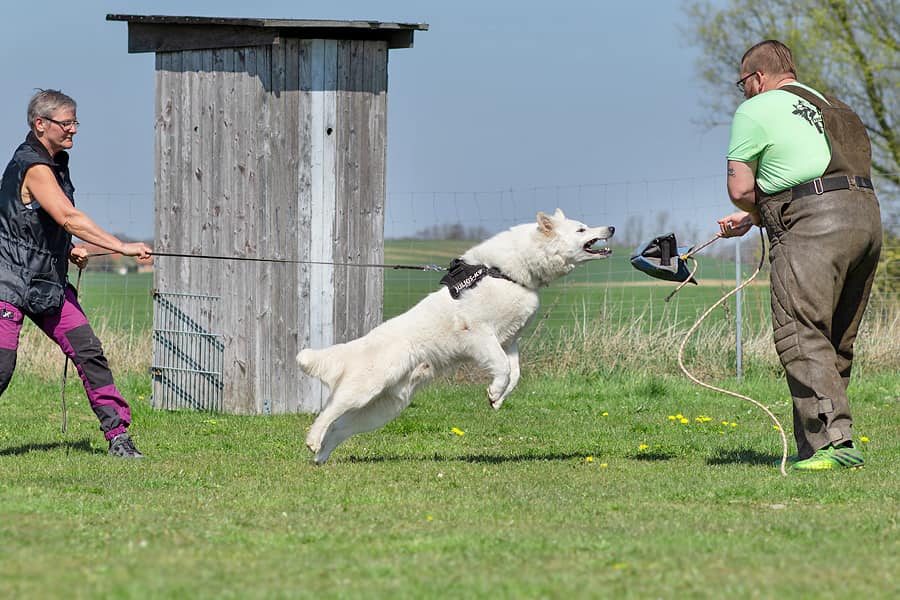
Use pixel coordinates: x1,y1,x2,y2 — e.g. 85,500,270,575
41,116,80,130
735,72,758,94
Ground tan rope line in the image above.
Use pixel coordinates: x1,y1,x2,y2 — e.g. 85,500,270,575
674,228,789,476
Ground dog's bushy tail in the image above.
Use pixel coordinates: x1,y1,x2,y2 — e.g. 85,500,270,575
296,347,344,387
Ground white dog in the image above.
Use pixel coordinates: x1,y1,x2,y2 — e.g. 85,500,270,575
297,209,614,463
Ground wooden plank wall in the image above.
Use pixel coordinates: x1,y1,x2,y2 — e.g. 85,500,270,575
153,38,388,414
333,40,388,344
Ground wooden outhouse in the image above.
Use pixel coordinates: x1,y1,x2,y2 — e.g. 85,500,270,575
107,15,428,414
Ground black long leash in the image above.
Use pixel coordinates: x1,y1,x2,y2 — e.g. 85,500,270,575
89,250,448,272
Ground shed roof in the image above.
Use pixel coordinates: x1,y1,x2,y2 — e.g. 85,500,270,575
106,14,429,52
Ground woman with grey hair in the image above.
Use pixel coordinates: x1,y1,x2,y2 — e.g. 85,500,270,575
0,89,152,458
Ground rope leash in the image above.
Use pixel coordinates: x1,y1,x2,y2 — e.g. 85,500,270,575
664,233,722,303
670,228,788,476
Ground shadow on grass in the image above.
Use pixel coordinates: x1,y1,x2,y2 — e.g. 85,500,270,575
628,451,675,461
343,451,590,464
0,438,97,456
343,451,683,464
706,447,780,466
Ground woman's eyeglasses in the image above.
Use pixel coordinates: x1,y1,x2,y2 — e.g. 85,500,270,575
42,117,80,131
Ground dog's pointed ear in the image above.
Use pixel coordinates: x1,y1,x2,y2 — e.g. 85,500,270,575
537,211,555,236
553,207,565,219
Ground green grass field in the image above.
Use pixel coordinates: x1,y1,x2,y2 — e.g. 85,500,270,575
75,271,154,331
3,241,896,598
0,372,897,598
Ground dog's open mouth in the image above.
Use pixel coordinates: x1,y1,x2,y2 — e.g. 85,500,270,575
584,238,612,257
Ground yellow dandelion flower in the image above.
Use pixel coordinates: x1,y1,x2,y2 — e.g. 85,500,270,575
773,425,781,431
667,415,676,421
730,422,737,427
859,436,870,443
426,515,433,522
675,413,684,419
602,411,609,417
451,427,465,436
638,443,649,451
600,463,608,468
722,421,730,426
680,418,689,424
586,456,594,463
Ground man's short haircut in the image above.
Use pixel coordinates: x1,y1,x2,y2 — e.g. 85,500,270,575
741,40,797,78
27,89,77,130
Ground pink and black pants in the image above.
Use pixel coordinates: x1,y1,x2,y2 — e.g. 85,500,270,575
0,285,131,440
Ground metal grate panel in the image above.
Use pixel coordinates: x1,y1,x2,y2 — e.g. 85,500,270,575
151,291,224,411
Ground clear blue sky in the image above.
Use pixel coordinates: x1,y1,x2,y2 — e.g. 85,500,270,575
0,0,735,243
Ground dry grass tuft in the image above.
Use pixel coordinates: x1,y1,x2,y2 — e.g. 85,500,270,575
12,301,899,384
15,318,151,378
522,301,900,379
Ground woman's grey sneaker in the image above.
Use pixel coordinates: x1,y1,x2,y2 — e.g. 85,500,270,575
108,433,144,458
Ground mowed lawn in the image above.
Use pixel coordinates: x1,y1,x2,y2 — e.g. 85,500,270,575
0,371,897,599
3,241,896,598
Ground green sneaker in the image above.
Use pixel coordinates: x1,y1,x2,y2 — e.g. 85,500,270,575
792,445,864,471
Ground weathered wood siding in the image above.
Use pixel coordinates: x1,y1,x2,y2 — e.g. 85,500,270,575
153,39,388,414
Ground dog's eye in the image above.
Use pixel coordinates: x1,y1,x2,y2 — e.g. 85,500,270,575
576,227,586,233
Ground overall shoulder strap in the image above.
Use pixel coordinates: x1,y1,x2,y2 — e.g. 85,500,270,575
781,85,872,179
780,84,828,109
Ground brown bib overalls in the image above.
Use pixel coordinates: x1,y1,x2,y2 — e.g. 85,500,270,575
756,85,882,459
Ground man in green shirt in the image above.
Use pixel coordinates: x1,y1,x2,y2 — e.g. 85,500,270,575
717,40,881,471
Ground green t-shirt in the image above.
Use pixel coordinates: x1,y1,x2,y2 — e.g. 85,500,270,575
726,83,832,194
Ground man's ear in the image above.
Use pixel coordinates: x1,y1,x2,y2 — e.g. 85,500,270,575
537,211,554,236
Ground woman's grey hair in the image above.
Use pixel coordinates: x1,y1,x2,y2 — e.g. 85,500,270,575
27,89,77,129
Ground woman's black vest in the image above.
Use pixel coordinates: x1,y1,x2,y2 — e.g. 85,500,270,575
0,132,74,314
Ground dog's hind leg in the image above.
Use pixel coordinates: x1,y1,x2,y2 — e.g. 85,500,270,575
313,406,365,464
316,394,406,463
305,384,367,460
313,363,433,464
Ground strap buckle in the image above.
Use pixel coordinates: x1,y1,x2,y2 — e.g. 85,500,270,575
812,178,824,195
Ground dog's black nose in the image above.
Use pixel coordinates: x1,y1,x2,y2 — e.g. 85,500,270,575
609,226,615,235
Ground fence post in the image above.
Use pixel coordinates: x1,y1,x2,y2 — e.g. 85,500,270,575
735,239,743,381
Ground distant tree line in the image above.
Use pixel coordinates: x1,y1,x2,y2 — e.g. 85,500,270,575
413,223,492,241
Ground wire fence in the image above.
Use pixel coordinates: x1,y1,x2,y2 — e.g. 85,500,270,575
70,174,899,338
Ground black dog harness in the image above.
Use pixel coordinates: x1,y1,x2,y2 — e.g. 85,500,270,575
440,258,518,299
